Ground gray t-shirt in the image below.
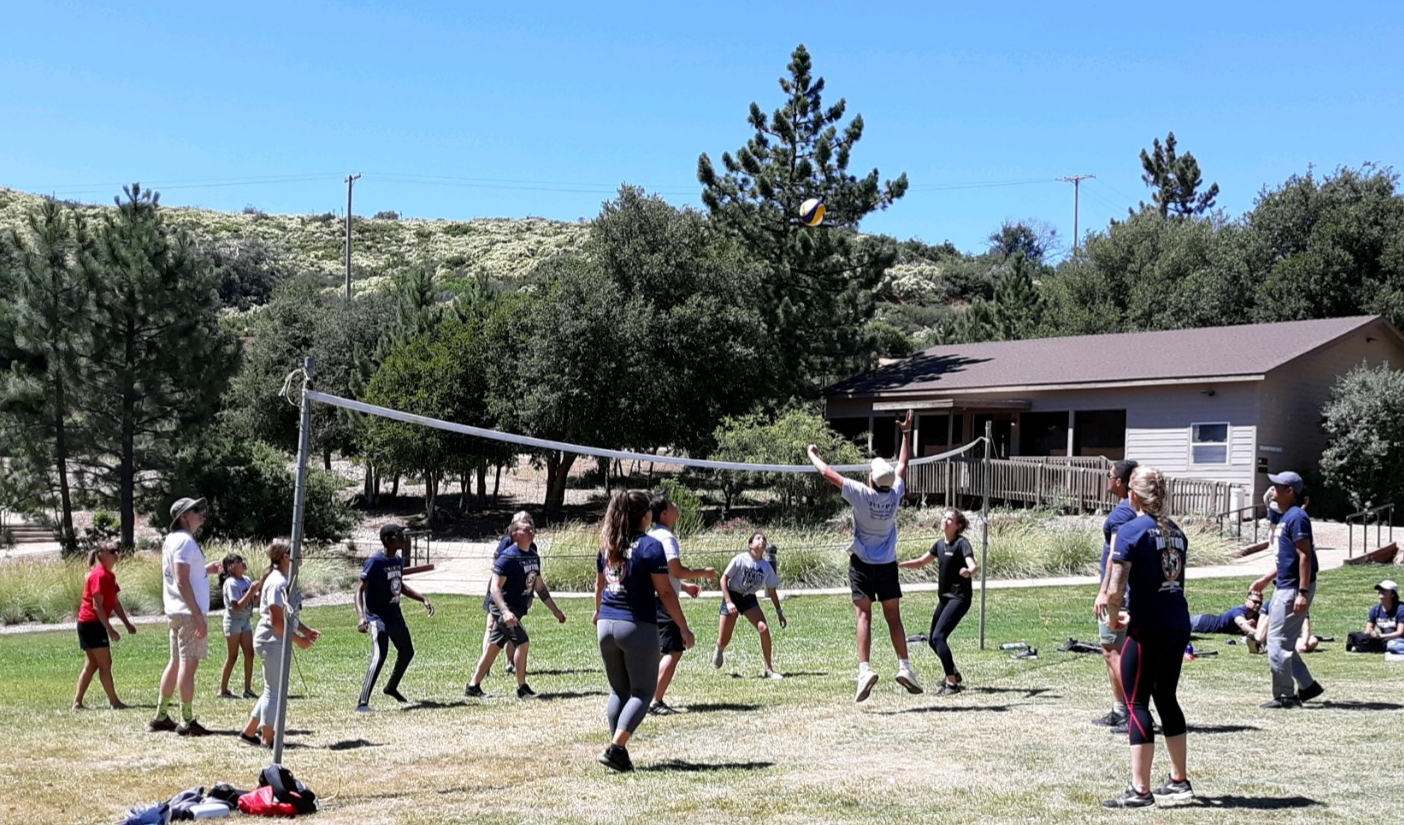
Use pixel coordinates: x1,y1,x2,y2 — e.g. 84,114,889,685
648,524,682,623
223,576,254,621
722,553,779,597
253,570,291,648
841,477,906,564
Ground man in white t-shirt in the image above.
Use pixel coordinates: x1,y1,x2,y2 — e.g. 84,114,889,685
149,496,222,736
647,492,717,716
808,410,922,702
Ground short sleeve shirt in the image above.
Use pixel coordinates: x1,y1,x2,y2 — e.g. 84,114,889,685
491,545,542,617
162,531,210,617
1202,605,1250,634
597,534,669,624
1100,499,1137,579
223,576,253,620
1369,603,1404,635
77,566,120,623
841,477,906,564
1113,514,1190,631
360,552,404,620
934,537,975,600
254,569,291,646
721,552,779,597
1274,507,1318,589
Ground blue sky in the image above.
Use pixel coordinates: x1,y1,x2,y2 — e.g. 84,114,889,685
4,1,1402,256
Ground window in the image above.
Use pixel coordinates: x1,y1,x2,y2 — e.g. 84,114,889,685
1018,411,1069,456
1074,410,1126,460
1190,422,1229,464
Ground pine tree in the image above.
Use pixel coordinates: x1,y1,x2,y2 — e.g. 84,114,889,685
1139,132,1220,217
699,44,908,397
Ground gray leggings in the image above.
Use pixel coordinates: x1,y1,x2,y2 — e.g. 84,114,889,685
597,619,660,736
250,638,285,728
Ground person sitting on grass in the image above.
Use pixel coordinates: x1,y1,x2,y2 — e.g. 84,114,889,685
1347,580,1403,656
464,513,566,699
240,540,319,748
217,554,259,699
712,532,786,679
73,541,137,710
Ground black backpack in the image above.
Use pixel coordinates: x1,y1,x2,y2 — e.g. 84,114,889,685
259,764,318,815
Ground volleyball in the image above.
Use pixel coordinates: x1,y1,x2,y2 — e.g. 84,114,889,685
799,198,825,226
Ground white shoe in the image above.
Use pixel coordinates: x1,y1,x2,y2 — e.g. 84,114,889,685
896,665,924,695
763,668,784,680
855,670,879,702
1385,652,1404,662
712,648,724,668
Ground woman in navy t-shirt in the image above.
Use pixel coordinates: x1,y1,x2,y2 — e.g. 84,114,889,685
594,489,694,772
1101,466,1193,809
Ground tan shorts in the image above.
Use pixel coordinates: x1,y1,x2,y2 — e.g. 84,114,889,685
168,614,210,661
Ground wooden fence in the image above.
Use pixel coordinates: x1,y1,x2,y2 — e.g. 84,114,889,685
908,457,1236,517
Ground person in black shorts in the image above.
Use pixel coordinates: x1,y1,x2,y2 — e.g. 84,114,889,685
899,508,977,694
647,493,715,715
355,523,435,713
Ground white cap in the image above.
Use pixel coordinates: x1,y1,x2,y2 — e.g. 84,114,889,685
1376,580,1399,594
870,457,896,488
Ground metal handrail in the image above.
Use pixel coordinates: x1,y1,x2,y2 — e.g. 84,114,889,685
1214,502,1266,546
1346,503,1395,559
405,529,433,568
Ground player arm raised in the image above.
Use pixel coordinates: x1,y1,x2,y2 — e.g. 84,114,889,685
806,445,846,490
895,410,914,480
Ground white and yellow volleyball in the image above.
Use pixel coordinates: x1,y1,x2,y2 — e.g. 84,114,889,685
799,198,826,227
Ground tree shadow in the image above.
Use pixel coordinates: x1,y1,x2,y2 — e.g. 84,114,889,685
831,353,994,393
535,690,607,701
1316,700,1404,711
639,759,773,773
1188,723,1260,734
881,704,1012,715
325,738,380,751
682,702,761,713
1193,795,1323,810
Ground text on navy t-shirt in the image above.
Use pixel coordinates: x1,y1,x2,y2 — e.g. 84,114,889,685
361,552,404,620
1112,514,1190,631
491,545,541,617
596,534,669,624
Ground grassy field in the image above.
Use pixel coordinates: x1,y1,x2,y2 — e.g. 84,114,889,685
1,564,1398,824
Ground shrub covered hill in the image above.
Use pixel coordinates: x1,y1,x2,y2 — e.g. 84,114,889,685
0,186,590,291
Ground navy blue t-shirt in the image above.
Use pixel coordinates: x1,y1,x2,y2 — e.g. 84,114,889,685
1113,514,1190,631
360,551,404,621
1100,499,1137,579
483,535,536,610
491,544,542,617
1368,602,1404,635
596,534,669,624
1200,604,1250,634
1274,506,1318,589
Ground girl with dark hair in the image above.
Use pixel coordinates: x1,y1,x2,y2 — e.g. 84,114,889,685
712,532,786,679
1101,467,1193,809
218,554,259,699
241,540,320,748
73,542,137,709
900,509,977,694
593,489,694,771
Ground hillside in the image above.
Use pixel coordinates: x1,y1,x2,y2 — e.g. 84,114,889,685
0,186,590,288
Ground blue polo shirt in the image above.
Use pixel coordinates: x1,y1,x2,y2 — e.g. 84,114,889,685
597,534,669,624
1274,506,1318,589
1113,514,1190,631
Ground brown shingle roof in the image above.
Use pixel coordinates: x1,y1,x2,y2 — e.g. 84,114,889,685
830,315,1388,397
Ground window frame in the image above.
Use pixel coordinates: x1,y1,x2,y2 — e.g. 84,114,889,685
1189,421,1230,466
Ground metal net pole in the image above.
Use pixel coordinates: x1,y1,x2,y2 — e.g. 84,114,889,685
271,357,314,765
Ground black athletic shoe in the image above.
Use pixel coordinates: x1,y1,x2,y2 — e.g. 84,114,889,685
177,719,214,737
598,744,634,772
1261,695,1300,709
383,687,408,703
516,683,536,699
648,700,678,716
1103,786,1155,809
1151,775,1194,805
1091,711,1126,727
935,681,964,696
238,732,263,747
1297,681,1325,703
464,683,485,698
148,716,178,732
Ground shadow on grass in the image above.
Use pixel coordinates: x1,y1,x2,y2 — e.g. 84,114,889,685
683,702,761,713
528,668,603,676
1193,795,1323,810
639,759,773,773
881,703,1012,715
326,738,380,751
1187,723,1261,734
1316,700,1404,711
535,690,607,701
403,700,470,711
967,686,1057,699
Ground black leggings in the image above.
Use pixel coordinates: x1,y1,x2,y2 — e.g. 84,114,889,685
1120,627,1189,746
928,596,970,678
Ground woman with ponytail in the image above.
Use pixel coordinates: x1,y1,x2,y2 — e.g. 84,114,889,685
593,489,694,772
1100,467,1193,809
240,540,320,748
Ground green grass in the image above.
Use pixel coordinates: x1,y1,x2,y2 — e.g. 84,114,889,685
1,563,1397,824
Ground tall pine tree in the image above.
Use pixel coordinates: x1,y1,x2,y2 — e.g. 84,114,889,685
1138,131,1220,217
699,44,907,397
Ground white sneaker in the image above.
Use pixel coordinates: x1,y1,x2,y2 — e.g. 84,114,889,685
1385,652,1404,662
895,664,924,694
712,648,724,668
763,668,784,680
855,670,880,702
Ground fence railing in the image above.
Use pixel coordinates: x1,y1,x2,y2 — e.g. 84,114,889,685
1213,502,1267,545
1346,503,1395,559
908,456,1237,517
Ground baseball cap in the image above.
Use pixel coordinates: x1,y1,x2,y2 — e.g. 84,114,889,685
870,457,897,488
169,497,206,531
1268,471,1304,494
1376,580,1399,595
379,522,407,540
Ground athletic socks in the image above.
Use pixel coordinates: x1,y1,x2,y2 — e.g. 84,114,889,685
181,701,194,724
155,695,173,720
858,661,872,673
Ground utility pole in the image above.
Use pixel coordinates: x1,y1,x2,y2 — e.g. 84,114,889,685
344,173,361,300
1059,174,1094,254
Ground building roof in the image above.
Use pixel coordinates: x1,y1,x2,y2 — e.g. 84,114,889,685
829,315,1393,398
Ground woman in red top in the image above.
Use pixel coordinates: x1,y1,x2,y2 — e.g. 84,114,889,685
73,541,137,709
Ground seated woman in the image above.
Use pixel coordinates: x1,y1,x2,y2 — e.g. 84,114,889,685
1348,580,1404,655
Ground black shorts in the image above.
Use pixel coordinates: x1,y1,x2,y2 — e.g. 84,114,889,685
720,590,760,616
849,557,902,603
77,620,110,650
486,614,529,648
658,617,687,655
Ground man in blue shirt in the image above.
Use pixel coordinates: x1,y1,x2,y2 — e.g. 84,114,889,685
355,523,435,713
1091,460,1138,729
1252,472,1324,708
1189,592,1263,635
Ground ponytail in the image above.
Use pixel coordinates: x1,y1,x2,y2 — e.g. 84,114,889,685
1128,467,1172,537
600,489,651,567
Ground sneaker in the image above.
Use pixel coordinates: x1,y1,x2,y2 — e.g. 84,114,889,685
1385,651,1404,662
355,704,374,714
464,684,485,698
383,687,408,703
504,661,516,675
1151,775,1194,805
712,648,724,669
648,700,677,716
597,743,634,772
1245,636,1261,654
242,689,259,700
1013,647,1039,660
895,665,924,695
238,732,262,747
176,719,213,737
763,669,784,680
1260,695,1300,709
1102,785,1155,809
936,681,964,696
516,683,536,699
1297,681,1325,703
1091,710,1127,727
855,670,880,702
217,690,237,699
147,716,178,733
